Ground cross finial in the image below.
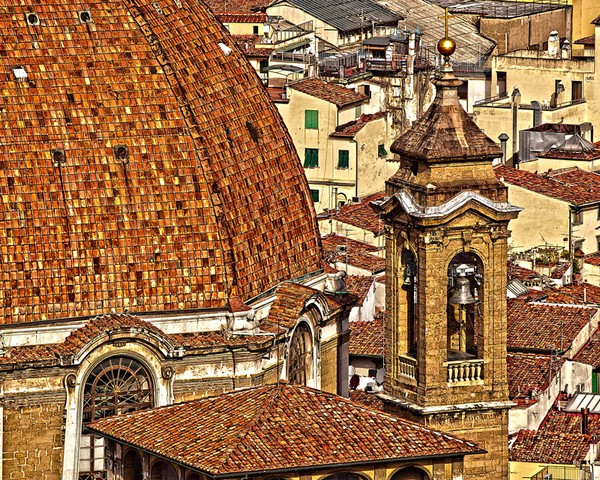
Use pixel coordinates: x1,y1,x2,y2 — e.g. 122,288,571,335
439,7,455,39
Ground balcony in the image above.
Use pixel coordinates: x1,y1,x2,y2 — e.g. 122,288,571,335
445,358,484,384
399,354,417,381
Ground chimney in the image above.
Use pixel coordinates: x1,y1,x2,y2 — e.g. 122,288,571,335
548,30,560,57
582,407,590,435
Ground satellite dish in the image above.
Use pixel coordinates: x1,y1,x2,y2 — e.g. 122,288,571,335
349,374,360,390
376,368,385,384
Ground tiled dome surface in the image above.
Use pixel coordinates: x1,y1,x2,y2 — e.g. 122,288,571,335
0,0,322,323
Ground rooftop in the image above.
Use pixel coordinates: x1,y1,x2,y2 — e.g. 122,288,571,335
426,0,565,18
496,166,600,206
507,299,597,351
507,352,563,401
288,78,367,107
330,112,387,138
573,327,600,368
537,136,600,161
0,0,323,324
575,35,595,46
269,0,402,33
510,429,589,464
322,234,385,274
349,316,384,357
326,192,387,235
88,383,482,475
214,12,267,22
345,275,375,307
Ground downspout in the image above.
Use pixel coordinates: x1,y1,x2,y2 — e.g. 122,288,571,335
353,138,359,198
569,206,574,278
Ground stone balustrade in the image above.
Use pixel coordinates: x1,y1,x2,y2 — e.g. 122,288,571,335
445,359,484,383
399,355,417,380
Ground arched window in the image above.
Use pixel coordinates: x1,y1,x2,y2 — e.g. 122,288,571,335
447,252,483,360
391,466,430,480
322,473,369,480
123,450,143,480
401,248,418,356
288,322,313,386
151,461,178,480
79,357,154,479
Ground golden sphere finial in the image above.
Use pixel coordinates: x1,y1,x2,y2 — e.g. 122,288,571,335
437,37,456,57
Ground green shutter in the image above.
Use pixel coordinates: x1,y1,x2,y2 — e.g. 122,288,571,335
594,370,599,393
304,148,319,168
305,110,318,129
338,150,349,169
378,144,388,157
310,189,320,202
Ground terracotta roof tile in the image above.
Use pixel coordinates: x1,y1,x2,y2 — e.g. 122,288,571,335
574,35,595,45
322,234,385,274
329,192,387,234
507,353,563,400
574,327,600,367
592,15,600,25
510,429,589,464
330,113,387,138
547,283,600,304
345,275,374,306
88,383,482,475
496,166,600,206
231,35,272,57
264,282,321,330
204,0,269,13
350,316,384,357
215,12,267,22
508,299,597,351
348,390,385,410
585,252,600,266
288,78,367,108
0,0,322,324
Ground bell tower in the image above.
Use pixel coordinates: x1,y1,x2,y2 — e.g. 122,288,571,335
373,27,521,480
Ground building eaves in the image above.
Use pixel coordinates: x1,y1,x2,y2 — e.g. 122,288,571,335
87,383,483,476
288,78,367,107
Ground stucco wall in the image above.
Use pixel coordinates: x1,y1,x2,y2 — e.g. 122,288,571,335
500,183,568,252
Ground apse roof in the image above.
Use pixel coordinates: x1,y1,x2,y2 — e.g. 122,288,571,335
88,382,483,475
0,0,322,324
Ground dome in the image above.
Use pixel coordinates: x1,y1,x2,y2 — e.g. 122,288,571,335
0,0,322,323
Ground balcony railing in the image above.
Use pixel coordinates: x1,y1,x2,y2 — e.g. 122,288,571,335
445,359,484,383
399,354,417,380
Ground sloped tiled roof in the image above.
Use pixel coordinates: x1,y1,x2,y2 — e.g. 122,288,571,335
0,0,322,324
510,429,589,464
345,275,375,307
585,252,600,267
204,0,269,13
269,0,402,33
215,12,267,22
330,112,387,138
507,353,563,400
496,166,600,206
391,68,501,164
330,192,387,234
88,383,482,475
573,327,600,367
232,35,272,57
350,316,383,357
263,282,322,330
592,15,600,25
574,35,595,45
288,78,367,107
508,299,597,351
349,390,385,410
322,234,385,274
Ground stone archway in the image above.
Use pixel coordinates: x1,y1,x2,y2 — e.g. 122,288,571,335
391,467,430,480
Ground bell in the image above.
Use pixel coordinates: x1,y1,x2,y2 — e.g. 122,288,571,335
449,276,476,305
402,265,413,286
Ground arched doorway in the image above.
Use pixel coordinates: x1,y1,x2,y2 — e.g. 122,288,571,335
288,322,314,386
123,450,143,480
79,356,154,479
151,460,178,480
322,473,368,480
391,466,430,480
